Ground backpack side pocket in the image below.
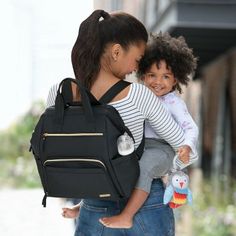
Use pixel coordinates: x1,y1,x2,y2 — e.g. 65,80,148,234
111,153,140,198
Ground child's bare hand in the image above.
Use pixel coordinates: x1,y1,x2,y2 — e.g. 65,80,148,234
62,206,80,219
178,145,191,164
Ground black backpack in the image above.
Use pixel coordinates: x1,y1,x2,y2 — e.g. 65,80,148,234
30,78,144,207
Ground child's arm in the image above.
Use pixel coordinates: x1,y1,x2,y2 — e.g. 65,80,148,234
167,94,199,167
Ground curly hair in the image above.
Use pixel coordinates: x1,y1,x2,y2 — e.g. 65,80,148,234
138,32,197,93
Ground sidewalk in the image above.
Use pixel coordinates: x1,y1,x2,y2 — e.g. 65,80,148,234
0,188,74,236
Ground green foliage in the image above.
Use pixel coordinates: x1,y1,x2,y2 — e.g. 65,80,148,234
192,178,236,236
0,100,45,188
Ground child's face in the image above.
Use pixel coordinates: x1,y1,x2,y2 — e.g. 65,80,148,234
143,60,177,97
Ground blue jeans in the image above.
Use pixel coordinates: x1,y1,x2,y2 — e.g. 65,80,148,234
74,179,175,236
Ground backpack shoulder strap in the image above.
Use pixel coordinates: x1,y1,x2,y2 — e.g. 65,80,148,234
100,80,145,159
136,133,145,160
99,80,131,104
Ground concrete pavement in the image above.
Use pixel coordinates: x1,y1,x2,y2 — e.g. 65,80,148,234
0,188,74,236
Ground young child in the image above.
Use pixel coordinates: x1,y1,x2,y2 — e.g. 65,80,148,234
62,32,199,228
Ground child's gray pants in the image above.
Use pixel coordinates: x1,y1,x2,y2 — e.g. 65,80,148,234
135,138,175,193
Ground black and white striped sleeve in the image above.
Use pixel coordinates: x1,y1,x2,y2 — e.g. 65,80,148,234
46,84,58,108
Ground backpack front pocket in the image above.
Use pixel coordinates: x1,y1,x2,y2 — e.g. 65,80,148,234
42,133,104,157
44,158,119,200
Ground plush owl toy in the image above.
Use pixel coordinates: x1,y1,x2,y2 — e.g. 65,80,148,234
163,170,193,208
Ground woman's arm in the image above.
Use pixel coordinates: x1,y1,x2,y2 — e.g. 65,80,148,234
46,84,58,107
46,83,185,152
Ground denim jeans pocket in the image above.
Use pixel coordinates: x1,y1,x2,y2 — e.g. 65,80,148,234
75,201,110,236
133,179,175,236
135,205,175,236
82,202,108,213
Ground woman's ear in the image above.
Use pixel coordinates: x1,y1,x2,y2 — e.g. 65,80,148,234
111,43,121,61
139,75,145,84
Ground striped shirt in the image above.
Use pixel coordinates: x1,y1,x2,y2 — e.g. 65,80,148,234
47,82,185,152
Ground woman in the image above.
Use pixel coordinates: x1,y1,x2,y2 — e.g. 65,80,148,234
47,9,184,236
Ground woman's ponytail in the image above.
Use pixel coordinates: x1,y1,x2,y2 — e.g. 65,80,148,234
71,10,110,88
71,9,147,89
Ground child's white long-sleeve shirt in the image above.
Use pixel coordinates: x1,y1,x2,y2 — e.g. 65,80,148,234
145,91,199,168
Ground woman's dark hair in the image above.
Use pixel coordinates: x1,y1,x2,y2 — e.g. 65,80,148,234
138,32,197,93
71,9,148,89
